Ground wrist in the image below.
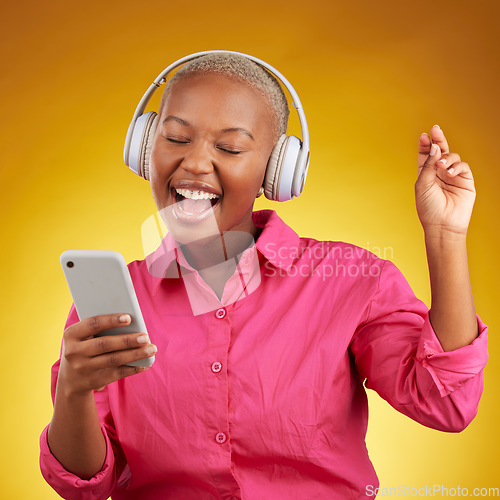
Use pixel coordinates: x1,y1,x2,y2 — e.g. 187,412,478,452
423,224,468,246
55,371,95,401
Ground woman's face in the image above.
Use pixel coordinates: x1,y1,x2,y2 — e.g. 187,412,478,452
149,72,276,242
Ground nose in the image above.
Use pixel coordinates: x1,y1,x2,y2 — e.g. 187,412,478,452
180,141,214,175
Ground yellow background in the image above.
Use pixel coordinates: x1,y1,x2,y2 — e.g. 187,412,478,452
1,0,499,498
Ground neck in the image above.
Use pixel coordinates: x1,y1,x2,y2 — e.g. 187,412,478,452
179,222,261,300
180,221,260,271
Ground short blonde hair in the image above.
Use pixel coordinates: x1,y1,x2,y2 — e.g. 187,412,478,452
159,53,290,141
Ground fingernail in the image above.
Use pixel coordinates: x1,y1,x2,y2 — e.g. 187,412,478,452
447,167,455,175
430,144,438,156
438,158,447,166
433,124,441,129
137,334,149,344
145,345,157,355
119,314,131,323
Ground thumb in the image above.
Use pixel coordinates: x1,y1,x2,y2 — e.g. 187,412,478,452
417,142,441,183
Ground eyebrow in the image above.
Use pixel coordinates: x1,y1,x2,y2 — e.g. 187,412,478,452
221,127,255,141
162,115,254,141
163,115,190,126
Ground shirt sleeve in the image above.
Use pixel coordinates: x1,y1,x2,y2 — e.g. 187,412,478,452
39,305,128,500
39,421,118,500
350,260,488,432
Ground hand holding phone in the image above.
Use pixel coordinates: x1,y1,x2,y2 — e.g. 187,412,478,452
57,250,156,395
58,313,156,395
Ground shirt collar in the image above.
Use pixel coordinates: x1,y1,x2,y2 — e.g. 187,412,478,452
146,209,300,295
252,209,300,271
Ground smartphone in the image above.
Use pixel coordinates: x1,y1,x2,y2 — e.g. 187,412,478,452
60,250,155,368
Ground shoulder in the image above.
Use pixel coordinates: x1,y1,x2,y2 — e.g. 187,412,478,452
127,257,149,276
255,209,388,282
254,209,382,263
126,258,158,292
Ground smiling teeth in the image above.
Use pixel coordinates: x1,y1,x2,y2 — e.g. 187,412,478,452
175,188,219,200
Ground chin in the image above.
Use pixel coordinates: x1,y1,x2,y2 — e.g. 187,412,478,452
158,203,222,246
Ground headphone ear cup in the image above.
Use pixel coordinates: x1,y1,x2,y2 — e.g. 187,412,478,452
264,135,287,201
141,114,158,181
264,134,302,201
128,112,158,180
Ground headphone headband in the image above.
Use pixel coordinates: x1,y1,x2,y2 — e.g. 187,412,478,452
124,50,310,200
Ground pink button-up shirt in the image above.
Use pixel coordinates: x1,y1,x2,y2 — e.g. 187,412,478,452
40,210,488,500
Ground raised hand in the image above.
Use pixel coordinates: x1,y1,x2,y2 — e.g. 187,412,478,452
415,124,476,236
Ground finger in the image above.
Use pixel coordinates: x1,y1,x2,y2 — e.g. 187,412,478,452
418,142,442,179
66,313,132,340
93,364,152,391
435,152,462,171
442,161,473,179
88,332,151,357
96,364,152,390
418,132,432,171
92,343,157,370
430,124,449,154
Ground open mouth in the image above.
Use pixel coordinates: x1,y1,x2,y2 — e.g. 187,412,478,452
174,188,220,207
170,187,221,224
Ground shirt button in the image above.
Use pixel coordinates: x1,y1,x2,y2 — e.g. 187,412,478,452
211,361,222,373
215,308,226,319
215,432,227,444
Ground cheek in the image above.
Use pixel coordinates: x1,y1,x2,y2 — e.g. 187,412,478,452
148,162,162,197
222,160,268,198
150,142,168,174
249,147,274,187
149,149,170,202
148,145,161,183
149,145,179,192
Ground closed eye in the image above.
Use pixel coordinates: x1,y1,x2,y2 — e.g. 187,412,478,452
164,136,189,144
217,146,242,155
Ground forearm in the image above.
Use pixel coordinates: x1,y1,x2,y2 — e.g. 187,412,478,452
47,379,106,480
425,228,478,351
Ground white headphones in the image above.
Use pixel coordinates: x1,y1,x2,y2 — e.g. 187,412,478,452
123,50,310,202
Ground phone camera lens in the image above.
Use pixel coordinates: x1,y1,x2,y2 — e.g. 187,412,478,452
67,261,74,268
